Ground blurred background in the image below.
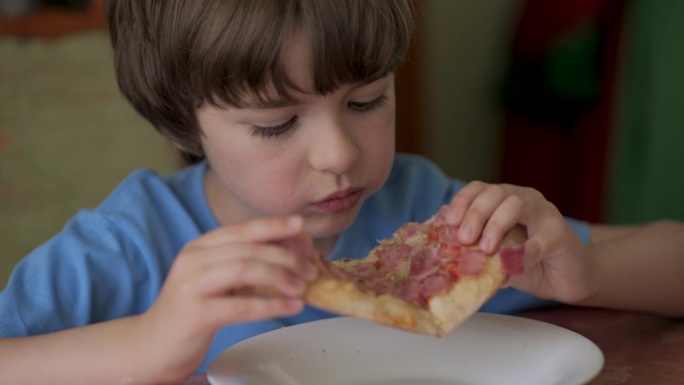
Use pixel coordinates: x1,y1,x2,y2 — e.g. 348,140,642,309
1,0,683,286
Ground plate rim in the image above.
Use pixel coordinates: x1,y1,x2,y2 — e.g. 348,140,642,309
208,312,605,385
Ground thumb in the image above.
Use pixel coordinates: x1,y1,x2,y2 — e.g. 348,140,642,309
522,238,542,272
501,238,541,288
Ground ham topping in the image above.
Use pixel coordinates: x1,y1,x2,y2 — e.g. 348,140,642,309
321,220,493,309
499,244,525,275
457,249,486,276
316,206,526,310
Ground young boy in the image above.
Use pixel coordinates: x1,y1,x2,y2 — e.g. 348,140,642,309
1,1,683,384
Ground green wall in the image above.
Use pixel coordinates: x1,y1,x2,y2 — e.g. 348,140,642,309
606,0,684,224
422,0,521,182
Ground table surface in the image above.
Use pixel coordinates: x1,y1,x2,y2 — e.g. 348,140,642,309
175,306,684,385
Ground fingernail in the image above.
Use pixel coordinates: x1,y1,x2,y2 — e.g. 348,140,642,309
290,276,305,290
285,298,304,310
305,263,318,279
459,225,473,241
480,236,492,254
287,216,303,229
446,209,460,224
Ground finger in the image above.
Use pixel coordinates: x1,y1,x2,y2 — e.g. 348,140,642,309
479,194,525,254
503,238,542,289
446,181,489,225
184,242,318,280
193,259,310,298
522,237,543,270
193,216,304,249
204,296,304,328
458,184,509,244
271,233,318,262
507,217,565,281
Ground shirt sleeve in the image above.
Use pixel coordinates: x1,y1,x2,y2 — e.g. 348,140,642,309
0,210,161,338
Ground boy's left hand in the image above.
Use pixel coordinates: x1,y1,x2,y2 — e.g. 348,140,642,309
445,181,598,304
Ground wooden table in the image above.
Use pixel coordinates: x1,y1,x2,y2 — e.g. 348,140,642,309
175,306,684,385
521,306,684,384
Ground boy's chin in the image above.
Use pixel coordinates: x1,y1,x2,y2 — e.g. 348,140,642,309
305,208,360,238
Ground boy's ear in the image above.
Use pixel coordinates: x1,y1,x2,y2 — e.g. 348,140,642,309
170,140,188,152
169,139,205,163
168,136,197,153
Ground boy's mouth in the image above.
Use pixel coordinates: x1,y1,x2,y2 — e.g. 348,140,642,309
313,187,363,213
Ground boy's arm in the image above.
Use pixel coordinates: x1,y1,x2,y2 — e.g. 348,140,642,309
577,220,684,317
0,316,164,385
0,216,317,385
588,223,639,242
445,180,684,317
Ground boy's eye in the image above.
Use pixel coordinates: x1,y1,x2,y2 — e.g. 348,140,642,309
348,94,389,112
250,116,298,139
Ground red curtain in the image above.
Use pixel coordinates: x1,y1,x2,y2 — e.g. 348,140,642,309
500,0,624,223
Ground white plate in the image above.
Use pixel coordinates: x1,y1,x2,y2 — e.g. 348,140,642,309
208,313,604,385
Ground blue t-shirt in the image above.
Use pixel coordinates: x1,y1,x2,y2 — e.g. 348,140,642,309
0,154,589,373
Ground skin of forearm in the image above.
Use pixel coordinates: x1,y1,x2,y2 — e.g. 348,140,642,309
0,315,162,385
579,220,684,317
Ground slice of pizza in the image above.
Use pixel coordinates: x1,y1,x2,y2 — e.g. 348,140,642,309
303,206,527,336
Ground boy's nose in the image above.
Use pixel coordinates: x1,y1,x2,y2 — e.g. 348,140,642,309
308,119,359,175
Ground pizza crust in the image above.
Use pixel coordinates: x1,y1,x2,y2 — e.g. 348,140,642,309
303,225,527,336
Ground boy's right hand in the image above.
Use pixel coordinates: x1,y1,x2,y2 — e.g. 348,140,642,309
136,216,318,382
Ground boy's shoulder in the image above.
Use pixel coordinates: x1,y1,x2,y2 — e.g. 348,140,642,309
0,163,212,338
388,153,465,188
390,153,442,175
98,162,206,212
382,154,466,206
77,161,214,239
360,154,466,225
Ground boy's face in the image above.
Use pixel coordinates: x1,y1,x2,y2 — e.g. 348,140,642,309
197,38,396,243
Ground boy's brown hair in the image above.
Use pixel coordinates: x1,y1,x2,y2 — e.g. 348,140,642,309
105,0,414,159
